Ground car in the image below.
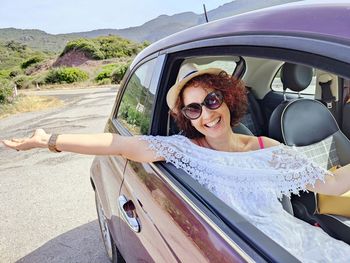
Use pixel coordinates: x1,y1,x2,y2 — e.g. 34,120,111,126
90,2,350,262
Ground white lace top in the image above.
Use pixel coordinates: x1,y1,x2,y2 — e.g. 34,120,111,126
140,135,350,263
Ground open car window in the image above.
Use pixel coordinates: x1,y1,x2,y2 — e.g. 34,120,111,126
182,56,239,76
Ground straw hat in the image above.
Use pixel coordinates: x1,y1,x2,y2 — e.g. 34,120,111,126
166,63,224,112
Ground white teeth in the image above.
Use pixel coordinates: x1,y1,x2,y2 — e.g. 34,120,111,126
205,117,220,127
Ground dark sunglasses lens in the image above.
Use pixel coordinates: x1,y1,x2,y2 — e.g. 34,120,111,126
205,92,223,109
183,104,202,119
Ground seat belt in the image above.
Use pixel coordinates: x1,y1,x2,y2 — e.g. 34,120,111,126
343,79,350,104
319,79,335,109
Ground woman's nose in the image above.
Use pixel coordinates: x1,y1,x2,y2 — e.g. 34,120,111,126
201,106,214,120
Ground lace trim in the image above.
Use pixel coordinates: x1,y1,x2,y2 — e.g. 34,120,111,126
269,146,333,198
140,135,217,192
140,135,332,198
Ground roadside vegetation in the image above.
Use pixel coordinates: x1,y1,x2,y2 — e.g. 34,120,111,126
0,94,63,119
0,35,149,117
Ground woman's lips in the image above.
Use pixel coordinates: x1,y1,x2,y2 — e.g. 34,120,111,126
204,117,221,128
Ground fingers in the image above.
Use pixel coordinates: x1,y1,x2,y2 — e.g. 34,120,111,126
2,139,18,149
12,138,25,143
2,129,45,151
2,139,26,151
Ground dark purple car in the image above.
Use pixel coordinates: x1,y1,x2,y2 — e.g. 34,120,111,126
90,2,350,262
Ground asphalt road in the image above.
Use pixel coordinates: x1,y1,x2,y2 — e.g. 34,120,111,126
0,86,118,263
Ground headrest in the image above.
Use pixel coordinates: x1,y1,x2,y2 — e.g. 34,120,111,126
280,63,313,92
281,99,339,146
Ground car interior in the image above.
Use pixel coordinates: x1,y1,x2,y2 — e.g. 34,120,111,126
165,55,350,249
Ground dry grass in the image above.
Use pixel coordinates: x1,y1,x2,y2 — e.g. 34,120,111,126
0,94,64,119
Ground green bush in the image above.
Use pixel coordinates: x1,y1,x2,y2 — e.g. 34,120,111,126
5,41,26,52
0,69,11,79
126,108,142,126
95,64,118,82
97,36,136,58
119,102,131,119
60,36,146,61
32,73,47,85
97,78,112,85
45,67,89,84
13,74,34,89
61,39,104,59
21,56,43,69
140,117,150,135
0,78,13,103
9,68,22,78
111,63,129,84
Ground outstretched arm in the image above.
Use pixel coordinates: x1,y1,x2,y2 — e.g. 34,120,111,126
1,129,164,163
306,164,350,196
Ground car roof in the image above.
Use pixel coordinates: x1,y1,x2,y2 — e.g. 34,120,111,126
132,2,350,67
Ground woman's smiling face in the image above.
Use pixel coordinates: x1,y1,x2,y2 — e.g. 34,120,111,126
182,85,232,139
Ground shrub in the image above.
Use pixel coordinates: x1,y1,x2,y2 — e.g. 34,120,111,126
60,36,146,61
126,107,142,126
0,78,13,104
97,78,112,85
61,39,104,59
95,64,118,82
45,67,89,84
0,69,11,79
140,117,150,135
5,41,26,52
97,36,136,58
95,70,110,81
21,56,43,69
111,63,129,84
32,74,47,86
9,68,22,78
13,75,34,89
119,102,131,119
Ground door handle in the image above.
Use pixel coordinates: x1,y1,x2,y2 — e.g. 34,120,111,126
118,195,141,232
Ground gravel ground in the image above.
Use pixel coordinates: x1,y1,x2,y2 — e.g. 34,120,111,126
0,87,118,263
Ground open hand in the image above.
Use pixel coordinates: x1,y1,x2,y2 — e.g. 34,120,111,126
1,129,50,151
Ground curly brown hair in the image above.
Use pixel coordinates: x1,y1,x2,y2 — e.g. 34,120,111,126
170,71,248,138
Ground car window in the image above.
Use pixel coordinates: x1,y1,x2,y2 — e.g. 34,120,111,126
271,66,316,95
117,59,156,135
183,56,238,75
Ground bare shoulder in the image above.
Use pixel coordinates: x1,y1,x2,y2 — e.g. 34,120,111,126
243,135,280,150
259,136,281,148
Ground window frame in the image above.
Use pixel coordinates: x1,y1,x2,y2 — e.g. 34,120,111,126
112,54,162,136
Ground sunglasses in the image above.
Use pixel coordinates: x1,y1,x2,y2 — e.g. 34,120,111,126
181,90,224,120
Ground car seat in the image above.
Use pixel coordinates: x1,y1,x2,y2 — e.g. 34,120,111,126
269,63,350,244
241,87,267,136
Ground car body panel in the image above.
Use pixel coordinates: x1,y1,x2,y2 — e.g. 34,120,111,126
90,155,127,250
119,160,248,262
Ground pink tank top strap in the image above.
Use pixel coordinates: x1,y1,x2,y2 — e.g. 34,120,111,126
257,136,265,149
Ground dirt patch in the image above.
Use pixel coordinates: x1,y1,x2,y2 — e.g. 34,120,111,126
25,59,55,75
53,50,91,67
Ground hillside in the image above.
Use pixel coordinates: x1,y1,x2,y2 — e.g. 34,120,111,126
0,41,50,71
0,0,300,52
0,35,143,97
0,28,76,53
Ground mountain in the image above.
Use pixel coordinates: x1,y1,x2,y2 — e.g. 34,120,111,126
0,0,300,52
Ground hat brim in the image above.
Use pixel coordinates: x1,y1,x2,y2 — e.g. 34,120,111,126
166,68,224,112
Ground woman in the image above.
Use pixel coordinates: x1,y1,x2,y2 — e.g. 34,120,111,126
3,66,350,262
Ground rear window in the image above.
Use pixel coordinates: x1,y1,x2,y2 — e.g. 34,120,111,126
271,67,316,95
182,56,239,76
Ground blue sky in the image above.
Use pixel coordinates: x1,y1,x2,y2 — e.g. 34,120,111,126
0,0,232,34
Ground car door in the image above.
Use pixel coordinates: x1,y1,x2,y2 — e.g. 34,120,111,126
117,57,250,262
